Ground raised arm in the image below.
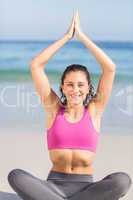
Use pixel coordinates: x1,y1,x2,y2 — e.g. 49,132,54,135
75,11,116,115
30,14,75,113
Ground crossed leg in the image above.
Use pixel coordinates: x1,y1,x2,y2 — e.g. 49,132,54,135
69,172,132,200
8,169,132,200
8,169,64,200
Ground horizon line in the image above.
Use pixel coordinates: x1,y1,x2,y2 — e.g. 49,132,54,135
0,39,133,43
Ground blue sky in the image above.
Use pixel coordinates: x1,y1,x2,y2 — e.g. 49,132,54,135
0,0,133,41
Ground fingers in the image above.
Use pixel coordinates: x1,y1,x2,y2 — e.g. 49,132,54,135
66,12,76,39
75,9,80,25
72,14,75,27
71,10,79,29
74,10,82,39
66,10,80,40
75,9,79,18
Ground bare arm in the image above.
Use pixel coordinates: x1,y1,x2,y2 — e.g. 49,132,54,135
30,14,75,112
31,13,75,67
75,11,116,115
31,34,70,67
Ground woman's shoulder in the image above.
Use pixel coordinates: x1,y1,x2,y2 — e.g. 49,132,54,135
45,101,65,130
87,99,103,118
86,100,102,133
51,101,65,116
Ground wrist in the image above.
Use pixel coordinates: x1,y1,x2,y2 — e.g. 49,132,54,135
64,33,71,41
77,31,85,40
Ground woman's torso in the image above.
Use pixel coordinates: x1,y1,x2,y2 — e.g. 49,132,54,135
45,102,101,174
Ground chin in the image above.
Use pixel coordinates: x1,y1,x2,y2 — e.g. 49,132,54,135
71,101,83,105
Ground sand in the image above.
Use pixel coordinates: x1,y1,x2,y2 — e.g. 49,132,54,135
0,133,132,200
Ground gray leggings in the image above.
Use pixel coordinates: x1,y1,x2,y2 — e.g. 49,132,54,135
8,169,132,200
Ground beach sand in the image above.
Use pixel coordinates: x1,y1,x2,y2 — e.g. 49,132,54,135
0,132,132,200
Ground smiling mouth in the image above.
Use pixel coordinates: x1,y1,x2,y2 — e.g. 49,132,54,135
70,95,82,99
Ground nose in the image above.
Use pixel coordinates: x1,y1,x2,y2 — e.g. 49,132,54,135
72,85,79,93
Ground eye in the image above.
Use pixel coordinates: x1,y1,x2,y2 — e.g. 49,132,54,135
67,84,73,87
67,83,84,87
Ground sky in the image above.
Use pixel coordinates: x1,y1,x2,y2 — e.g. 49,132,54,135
0,0,133,41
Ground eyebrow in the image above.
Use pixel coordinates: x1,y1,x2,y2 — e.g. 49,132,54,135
64,81,85,84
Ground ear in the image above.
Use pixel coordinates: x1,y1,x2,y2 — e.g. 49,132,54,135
88,83,91,90
60,84,63,91
60,85,65,95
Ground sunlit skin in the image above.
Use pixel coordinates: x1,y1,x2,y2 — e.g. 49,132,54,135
61,71,90,116
30,10,116,174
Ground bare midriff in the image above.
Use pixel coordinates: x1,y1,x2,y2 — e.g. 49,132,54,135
48,149,96,175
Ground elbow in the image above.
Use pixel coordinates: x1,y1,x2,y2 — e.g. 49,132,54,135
102,64,116,73
105,63,116,73
30,59,36,69
110,63,116,72
30,59,40,69
30,58,46,70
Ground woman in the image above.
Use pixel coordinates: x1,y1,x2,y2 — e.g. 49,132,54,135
8,11,132,200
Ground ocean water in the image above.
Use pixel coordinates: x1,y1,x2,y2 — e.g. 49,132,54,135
0,40,133,134
0,40,133,81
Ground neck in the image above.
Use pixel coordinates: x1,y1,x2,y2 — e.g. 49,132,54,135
65,104,85,115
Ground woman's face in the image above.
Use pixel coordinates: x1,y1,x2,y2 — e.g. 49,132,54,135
61,71,90,106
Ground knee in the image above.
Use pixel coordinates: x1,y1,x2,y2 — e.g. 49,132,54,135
111,172,132,196
8,168,25,188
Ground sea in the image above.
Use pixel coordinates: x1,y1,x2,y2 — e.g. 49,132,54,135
0,40,133,134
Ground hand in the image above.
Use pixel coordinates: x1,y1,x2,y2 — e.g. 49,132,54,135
66,13,75,40
75,10,82,39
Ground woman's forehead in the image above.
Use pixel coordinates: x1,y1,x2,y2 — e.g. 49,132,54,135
64,71,87,81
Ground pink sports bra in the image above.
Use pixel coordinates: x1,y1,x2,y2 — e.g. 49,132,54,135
46,106,100,153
